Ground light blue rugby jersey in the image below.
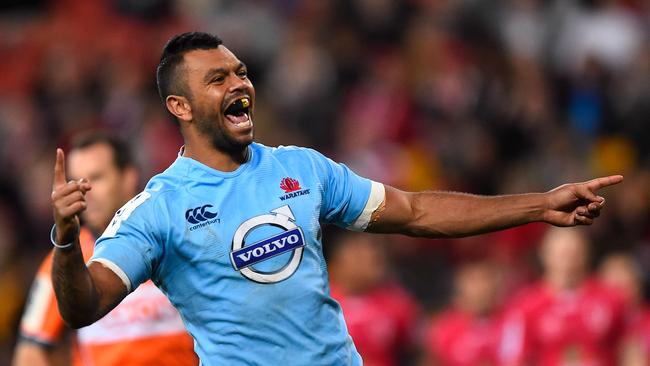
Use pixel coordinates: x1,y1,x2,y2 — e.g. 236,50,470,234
90,142,385,366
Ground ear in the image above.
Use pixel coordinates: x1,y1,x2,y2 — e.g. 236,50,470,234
121,166,140,197
165,95,193,123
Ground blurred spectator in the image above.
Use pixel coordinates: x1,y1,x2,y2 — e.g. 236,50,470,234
11,133,197,366
264,21,338,148
499,227,627,366
329,233,420,366
422,259,504,366
599,252,650,365
551,0,644,74
0,190,30,362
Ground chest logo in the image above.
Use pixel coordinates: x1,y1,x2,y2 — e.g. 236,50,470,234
280,177,301,192
185,204,218,224
185,204,220,231
279,177,310,201
230,205,305,283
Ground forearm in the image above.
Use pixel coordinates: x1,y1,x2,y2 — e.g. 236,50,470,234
12,342,53,366
416,191,547,237
373,190,547,238
49,149,127,328
51,240,101,328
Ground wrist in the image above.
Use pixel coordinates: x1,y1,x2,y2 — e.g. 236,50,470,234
537,192,552,223
50,224,79,250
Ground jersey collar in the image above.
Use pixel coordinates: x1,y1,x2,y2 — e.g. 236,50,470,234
170,143,258,180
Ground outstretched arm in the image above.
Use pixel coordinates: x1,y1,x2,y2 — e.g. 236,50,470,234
50,149,127,328
366,176,623,238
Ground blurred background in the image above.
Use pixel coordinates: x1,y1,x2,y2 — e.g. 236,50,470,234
0,0,648,364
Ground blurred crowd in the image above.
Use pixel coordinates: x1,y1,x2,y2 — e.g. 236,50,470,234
0,0,648,365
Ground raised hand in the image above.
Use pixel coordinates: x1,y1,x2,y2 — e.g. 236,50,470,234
51,148,92,244
544,175,623,226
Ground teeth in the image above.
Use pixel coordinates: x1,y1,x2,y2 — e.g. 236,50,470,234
225,97,251,116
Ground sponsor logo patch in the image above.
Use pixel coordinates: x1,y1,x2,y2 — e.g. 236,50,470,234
230,205,305,283
280,177,301,193
231,228,304,270
279,177,310,201
185,204,220,231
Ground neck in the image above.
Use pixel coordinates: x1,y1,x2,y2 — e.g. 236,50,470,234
545,272,586,292
181,134,250,172
456,297,491,317
181,124,250,172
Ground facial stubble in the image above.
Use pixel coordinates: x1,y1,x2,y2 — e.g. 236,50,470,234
193,102,253,154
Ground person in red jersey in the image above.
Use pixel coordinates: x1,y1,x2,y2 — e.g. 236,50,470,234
499,227,627,366
12,133,197,366
599,252,650,366
424,260,504,366
329,233,420,366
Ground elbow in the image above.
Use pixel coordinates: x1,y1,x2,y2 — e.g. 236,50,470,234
407,216,469,239
406,226,462,239
67,322,85,330
64,316,95,329
408,199,456,238
60,308,99,329
409,198,476,238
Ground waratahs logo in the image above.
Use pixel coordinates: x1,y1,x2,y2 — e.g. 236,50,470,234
280,177,301,193
279,177,310,201
186,204,220,231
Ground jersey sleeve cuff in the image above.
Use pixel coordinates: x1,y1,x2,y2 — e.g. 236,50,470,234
88,258,133,292
348,181,385,232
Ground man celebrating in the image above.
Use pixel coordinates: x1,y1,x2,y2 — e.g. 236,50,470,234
14,133,197,366
49,32,622,365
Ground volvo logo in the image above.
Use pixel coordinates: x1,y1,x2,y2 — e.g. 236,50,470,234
230,205,305,283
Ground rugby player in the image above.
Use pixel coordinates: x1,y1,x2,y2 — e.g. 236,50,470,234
49,32,622,365
499,228,627,365
424,260,503,365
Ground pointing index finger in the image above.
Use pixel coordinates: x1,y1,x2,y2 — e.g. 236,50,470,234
586,175,624,191
53,148,67,188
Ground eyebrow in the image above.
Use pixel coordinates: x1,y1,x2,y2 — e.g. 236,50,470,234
203,62,247,84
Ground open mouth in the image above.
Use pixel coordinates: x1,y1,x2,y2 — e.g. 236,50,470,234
224,97,252,127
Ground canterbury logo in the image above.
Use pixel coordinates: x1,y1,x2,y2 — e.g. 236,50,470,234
185,204,218,224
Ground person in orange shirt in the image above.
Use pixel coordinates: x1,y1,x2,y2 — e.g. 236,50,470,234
12,132,197,366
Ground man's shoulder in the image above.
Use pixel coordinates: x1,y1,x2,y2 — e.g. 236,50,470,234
256,143,333,170
507,282,551,312
136,166,191,209
582,278,628,307
258,142,320,158
144,163,186,191
432,308,472,329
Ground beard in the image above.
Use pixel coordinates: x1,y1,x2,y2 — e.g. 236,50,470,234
193,104,253,154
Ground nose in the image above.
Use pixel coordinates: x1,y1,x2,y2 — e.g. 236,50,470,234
227,74,251,94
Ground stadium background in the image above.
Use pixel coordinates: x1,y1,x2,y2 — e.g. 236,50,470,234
0,0,648,364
